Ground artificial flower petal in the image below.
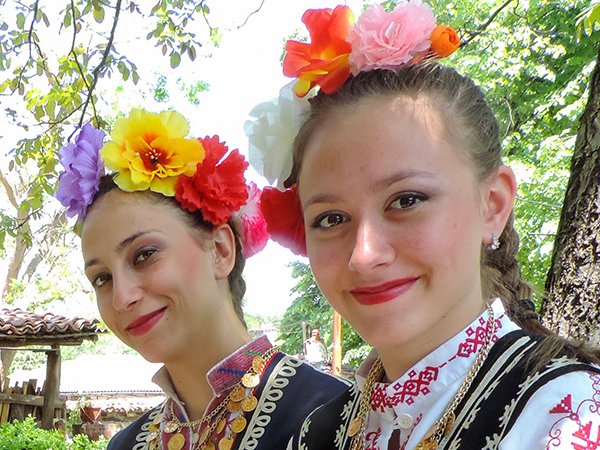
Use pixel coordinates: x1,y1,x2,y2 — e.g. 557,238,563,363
349,2,436,74
283,6,354,97
100,108,204,196
232,182,269,258
430,25,460,58
55,123,105,218
245,82,311,189
175,136,249,225
260,186,306,256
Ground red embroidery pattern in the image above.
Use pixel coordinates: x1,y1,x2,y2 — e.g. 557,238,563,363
370,316,501,410
364,429,381,450
547,373,600,449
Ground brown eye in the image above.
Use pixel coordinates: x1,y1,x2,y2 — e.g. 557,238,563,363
134,248,156,264
92,273,111,288
389,193,427,210
313,213,349,229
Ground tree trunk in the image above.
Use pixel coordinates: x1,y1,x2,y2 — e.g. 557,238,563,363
542,44,600,345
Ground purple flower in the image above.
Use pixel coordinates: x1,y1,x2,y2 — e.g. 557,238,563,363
55,123,105,218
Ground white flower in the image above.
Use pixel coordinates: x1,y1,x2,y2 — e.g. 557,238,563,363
244,82,312,189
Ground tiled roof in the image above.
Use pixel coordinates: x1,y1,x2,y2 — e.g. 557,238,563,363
0,307,103,344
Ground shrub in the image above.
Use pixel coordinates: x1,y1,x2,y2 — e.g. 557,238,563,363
0,416,66,450
0,417,108,450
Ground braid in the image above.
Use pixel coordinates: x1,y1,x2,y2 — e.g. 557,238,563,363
228,226,247,328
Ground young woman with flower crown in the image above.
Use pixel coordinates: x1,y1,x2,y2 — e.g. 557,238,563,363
55,109,351,450
246,3,600,450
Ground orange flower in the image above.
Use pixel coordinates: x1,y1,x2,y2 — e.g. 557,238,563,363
430,25,460,58
283,6,354,97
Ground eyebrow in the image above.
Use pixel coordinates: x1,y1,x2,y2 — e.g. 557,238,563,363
84,230,153,269
303,169,436,208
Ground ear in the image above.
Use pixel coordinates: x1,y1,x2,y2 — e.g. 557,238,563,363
211,224,237,280
481,165,517,245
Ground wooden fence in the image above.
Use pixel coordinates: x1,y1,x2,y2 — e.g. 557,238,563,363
0,378,65,425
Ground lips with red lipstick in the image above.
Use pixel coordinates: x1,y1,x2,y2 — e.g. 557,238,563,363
126,307,167,336
350,277,419,305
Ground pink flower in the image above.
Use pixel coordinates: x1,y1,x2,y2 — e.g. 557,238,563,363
232,182,269,258
348,2,436,75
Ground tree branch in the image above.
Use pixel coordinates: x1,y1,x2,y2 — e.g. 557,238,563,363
75,0,123,131
0,169,19,210
236,0,265,30
460,0,515,48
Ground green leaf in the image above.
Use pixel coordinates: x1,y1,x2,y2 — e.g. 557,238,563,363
93,6,105,23
63,11,72,28
170,51,181,68
16,13,25,29
188,46,196,61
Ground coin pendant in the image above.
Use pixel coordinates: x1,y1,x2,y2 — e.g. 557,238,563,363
167,433,186,450
164,420,180,434
347,417,362,436
216,417,227,433
415,438,438,450
146,431,159,443
227,400,242,412
203,442,216,450
229,385,246,402
241,395,258,412
149,440,159,450
231,416,247,433
149,422,159,433
218,436,234,450
251,355,264,373
242,373,260,388
152,412,163,425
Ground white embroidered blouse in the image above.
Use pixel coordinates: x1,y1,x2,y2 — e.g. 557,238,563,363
354,298,600,450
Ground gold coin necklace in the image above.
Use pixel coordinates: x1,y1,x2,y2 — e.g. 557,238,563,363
150,346,279,450
348,304,496,450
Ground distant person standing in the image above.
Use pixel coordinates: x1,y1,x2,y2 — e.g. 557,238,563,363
304,329,329,370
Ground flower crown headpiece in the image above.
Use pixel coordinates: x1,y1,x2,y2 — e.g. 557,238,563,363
245,1,459,256
56,108,269,258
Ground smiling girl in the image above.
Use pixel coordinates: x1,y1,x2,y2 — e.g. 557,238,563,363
248,3,600,449
55,109,350,450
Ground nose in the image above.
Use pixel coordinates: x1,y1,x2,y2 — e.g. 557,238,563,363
348,219,394,273
111,273,143,312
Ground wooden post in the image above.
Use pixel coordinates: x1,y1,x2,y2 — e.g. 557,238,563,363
332,310,342,376
41,346,60,430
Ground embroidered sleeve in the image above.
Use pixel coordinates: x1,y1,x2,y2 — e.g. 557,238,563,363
500,370,600,449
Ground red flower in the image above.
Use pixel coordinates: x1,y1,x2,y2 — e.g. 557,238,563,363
260,186,306,256
175,136,249,225
283,6,354,97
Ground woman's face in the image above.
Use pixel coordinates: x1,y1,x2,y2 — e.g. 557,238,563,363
298,96,508,357
81,190,234,364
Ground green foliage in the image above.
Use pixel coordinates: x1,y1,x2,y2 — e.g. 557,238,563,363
576,1,600,40
278,262,367,368
0,416,66,450
0,416,109,449
69,434,108,450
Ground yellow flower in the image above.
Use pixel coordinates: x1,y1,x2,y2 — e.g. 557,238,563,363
100,108,205,196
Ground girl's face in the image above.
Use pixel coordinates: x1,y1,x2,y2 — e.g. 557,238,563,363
298,96,514,360
81,190,236,364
